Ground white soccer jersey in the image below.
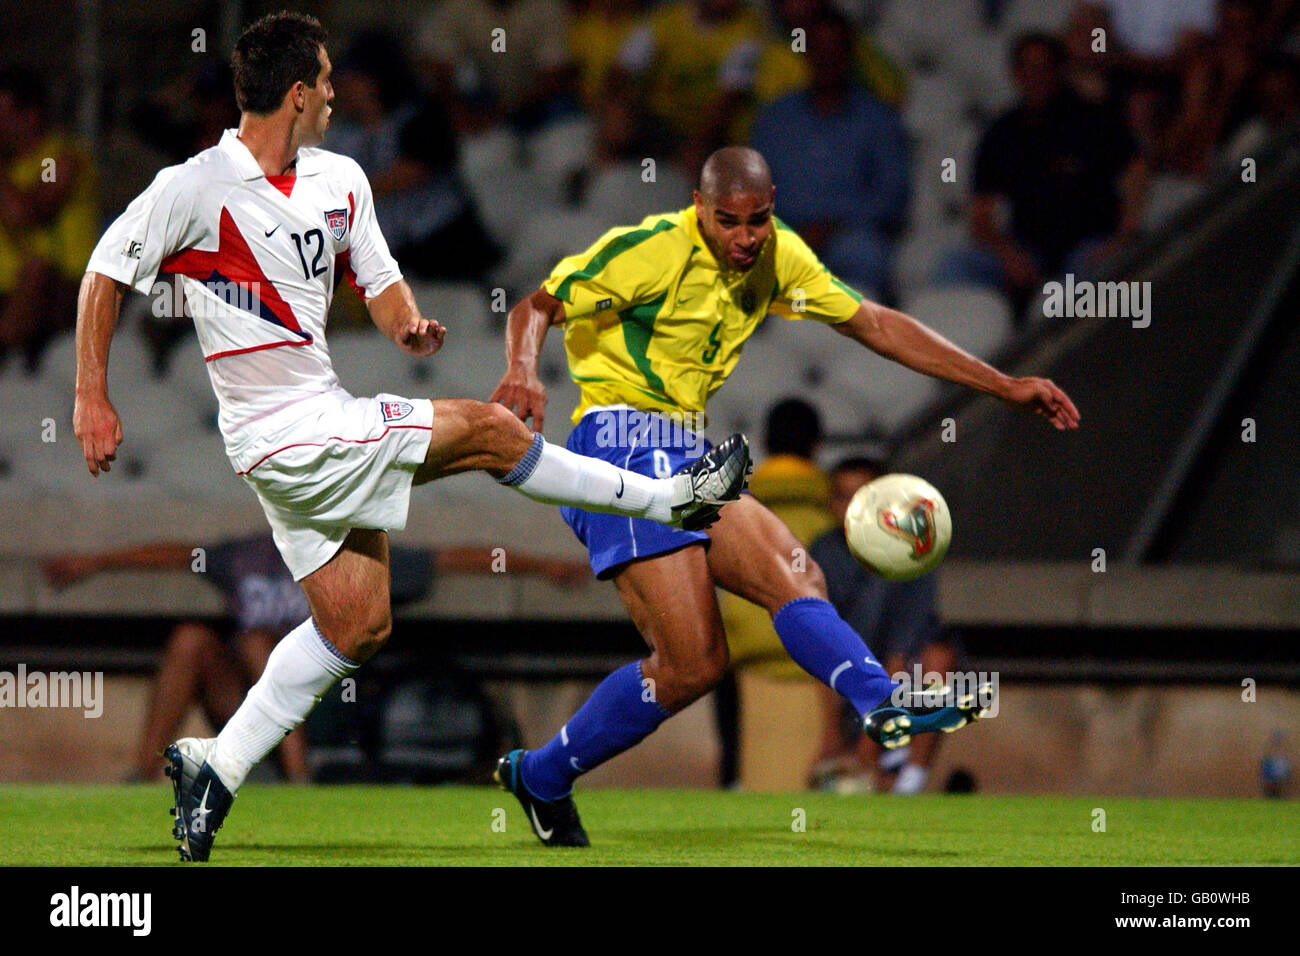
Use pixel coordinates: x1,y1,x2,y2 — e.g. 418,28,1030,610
86,129,401,466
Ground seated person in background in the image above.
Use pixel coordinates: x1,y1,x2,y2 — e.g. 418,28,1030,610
612,0,765,171
329,32,501,286
718,398,837,791
569,0,646,114
751,10,909,301
45,535,589,782
416,0,577,133
933,33,1145,315
808,456,963,795
753,0,906,112
0,68,98,371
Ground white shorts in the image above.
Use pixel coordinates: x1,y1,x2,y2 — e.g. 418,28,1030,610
234,389,434,580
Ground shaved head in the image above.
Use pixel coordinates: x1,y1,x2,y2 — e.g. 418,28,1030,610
698,147,773,202
693,148,776,271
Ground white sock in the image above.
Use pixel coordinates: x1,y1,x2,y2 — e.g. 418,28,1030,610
207,618,356,791
893,763,929,795
500,433,673,521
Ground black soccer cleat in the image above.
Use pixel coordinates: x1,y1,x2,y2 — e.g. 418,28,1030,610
165,738,235,862
863,682,995,750
670,432,753,530
494,749,590,848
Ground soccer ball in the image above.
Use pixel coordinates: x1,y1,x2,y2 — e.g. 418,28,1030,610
844,473,951,581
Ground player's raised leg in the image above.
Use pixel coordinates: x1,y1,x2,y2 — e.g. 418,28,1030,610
497,543,727,846
167,529,390,862
705,494,992,748
412,398,749,528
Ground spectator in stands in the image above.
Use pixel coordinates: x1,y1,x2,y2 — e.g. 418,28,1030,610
752,0,907,111
717,398,837,790
1161,0,1270,177
416,0,577,134
613,0,765,170
808,456,963,795
933,33,1145,314
44,535,589,782
751,10,910,300
0,68,98,372
329,32,500,285
569,0,646,113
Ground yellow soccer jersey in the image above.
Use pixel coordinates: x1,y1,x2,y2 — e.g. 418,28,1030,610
542,207,863,423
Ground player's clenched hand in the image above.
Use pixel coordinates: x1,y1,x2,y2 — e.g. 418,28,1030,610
399,316,446,356
73,393,123,476
490,362,548,433
1000,376,1081,431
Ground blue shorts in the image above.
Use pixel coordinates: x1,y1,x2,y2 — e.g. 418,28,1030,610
561,408,712,579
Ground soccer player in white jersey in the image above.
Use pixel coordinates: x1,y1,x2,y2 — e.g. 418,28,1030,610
72,11,750,862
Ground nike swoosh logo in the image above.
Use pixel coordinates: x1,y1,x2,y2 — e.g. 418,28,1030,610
264,224,281,238
529,805,554,841
569,757,585,772
615,474,624,498
677,296,691,304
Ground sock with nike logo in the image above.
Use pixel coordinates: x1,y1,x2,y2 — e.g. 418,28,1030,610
772,597,899,717
207,617,357,792
521,661,670,800
500,433,673,521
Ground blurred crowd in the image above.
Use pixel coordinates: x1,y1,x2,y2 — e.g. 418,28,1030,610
3,0,1300,373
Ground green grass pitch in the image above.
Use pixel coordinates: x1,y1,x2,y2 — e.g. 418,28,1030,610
1,785,1295,866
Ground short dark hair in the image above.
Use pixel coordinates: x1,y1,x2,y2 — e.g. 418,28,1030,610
765,398,822,458
831,455,888,480
232,11,328,115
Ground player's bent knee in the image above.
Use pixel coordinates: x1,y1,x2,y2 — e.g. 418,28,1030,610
168,622,220,659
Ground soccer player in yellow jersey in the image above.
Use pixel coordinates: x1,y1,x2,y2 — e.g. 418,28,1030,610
491,146,1080,846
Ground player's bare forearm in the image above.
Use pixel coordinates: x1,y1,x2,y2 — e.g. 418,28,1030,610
492,289,566,431
44,542,196,588
366,280,445,356
73,272,128,475
836,300,1009,395
836,300,1081,429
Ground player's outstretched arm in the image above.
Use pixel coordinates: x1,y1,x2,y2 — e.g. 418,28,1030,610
43,542,197,589
73,272,128,476
491,289,566,433
834,299,1081,430
366,280,445,357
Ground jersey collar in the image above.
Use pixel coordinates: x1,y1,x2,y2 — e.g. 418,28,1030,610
219,129,323,181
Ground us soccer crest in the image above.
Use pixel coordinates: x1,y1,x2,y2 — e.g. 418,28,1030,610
381,400,413,422
879,497,938,557
324,208,348,241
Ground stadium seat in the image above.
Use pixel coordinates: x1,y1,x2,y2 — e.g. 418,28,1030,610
895,221,968,297
582,162,693,225
526,115,595,186
407,280,492,332
148,433,246,500
494,206,611,299
901,73,970,138
1000,0,1076,37
902,285,1014,362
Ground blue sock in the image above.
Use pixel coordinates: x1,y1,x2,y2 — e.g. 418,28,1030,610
772,596,899,717
521,661,671,800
